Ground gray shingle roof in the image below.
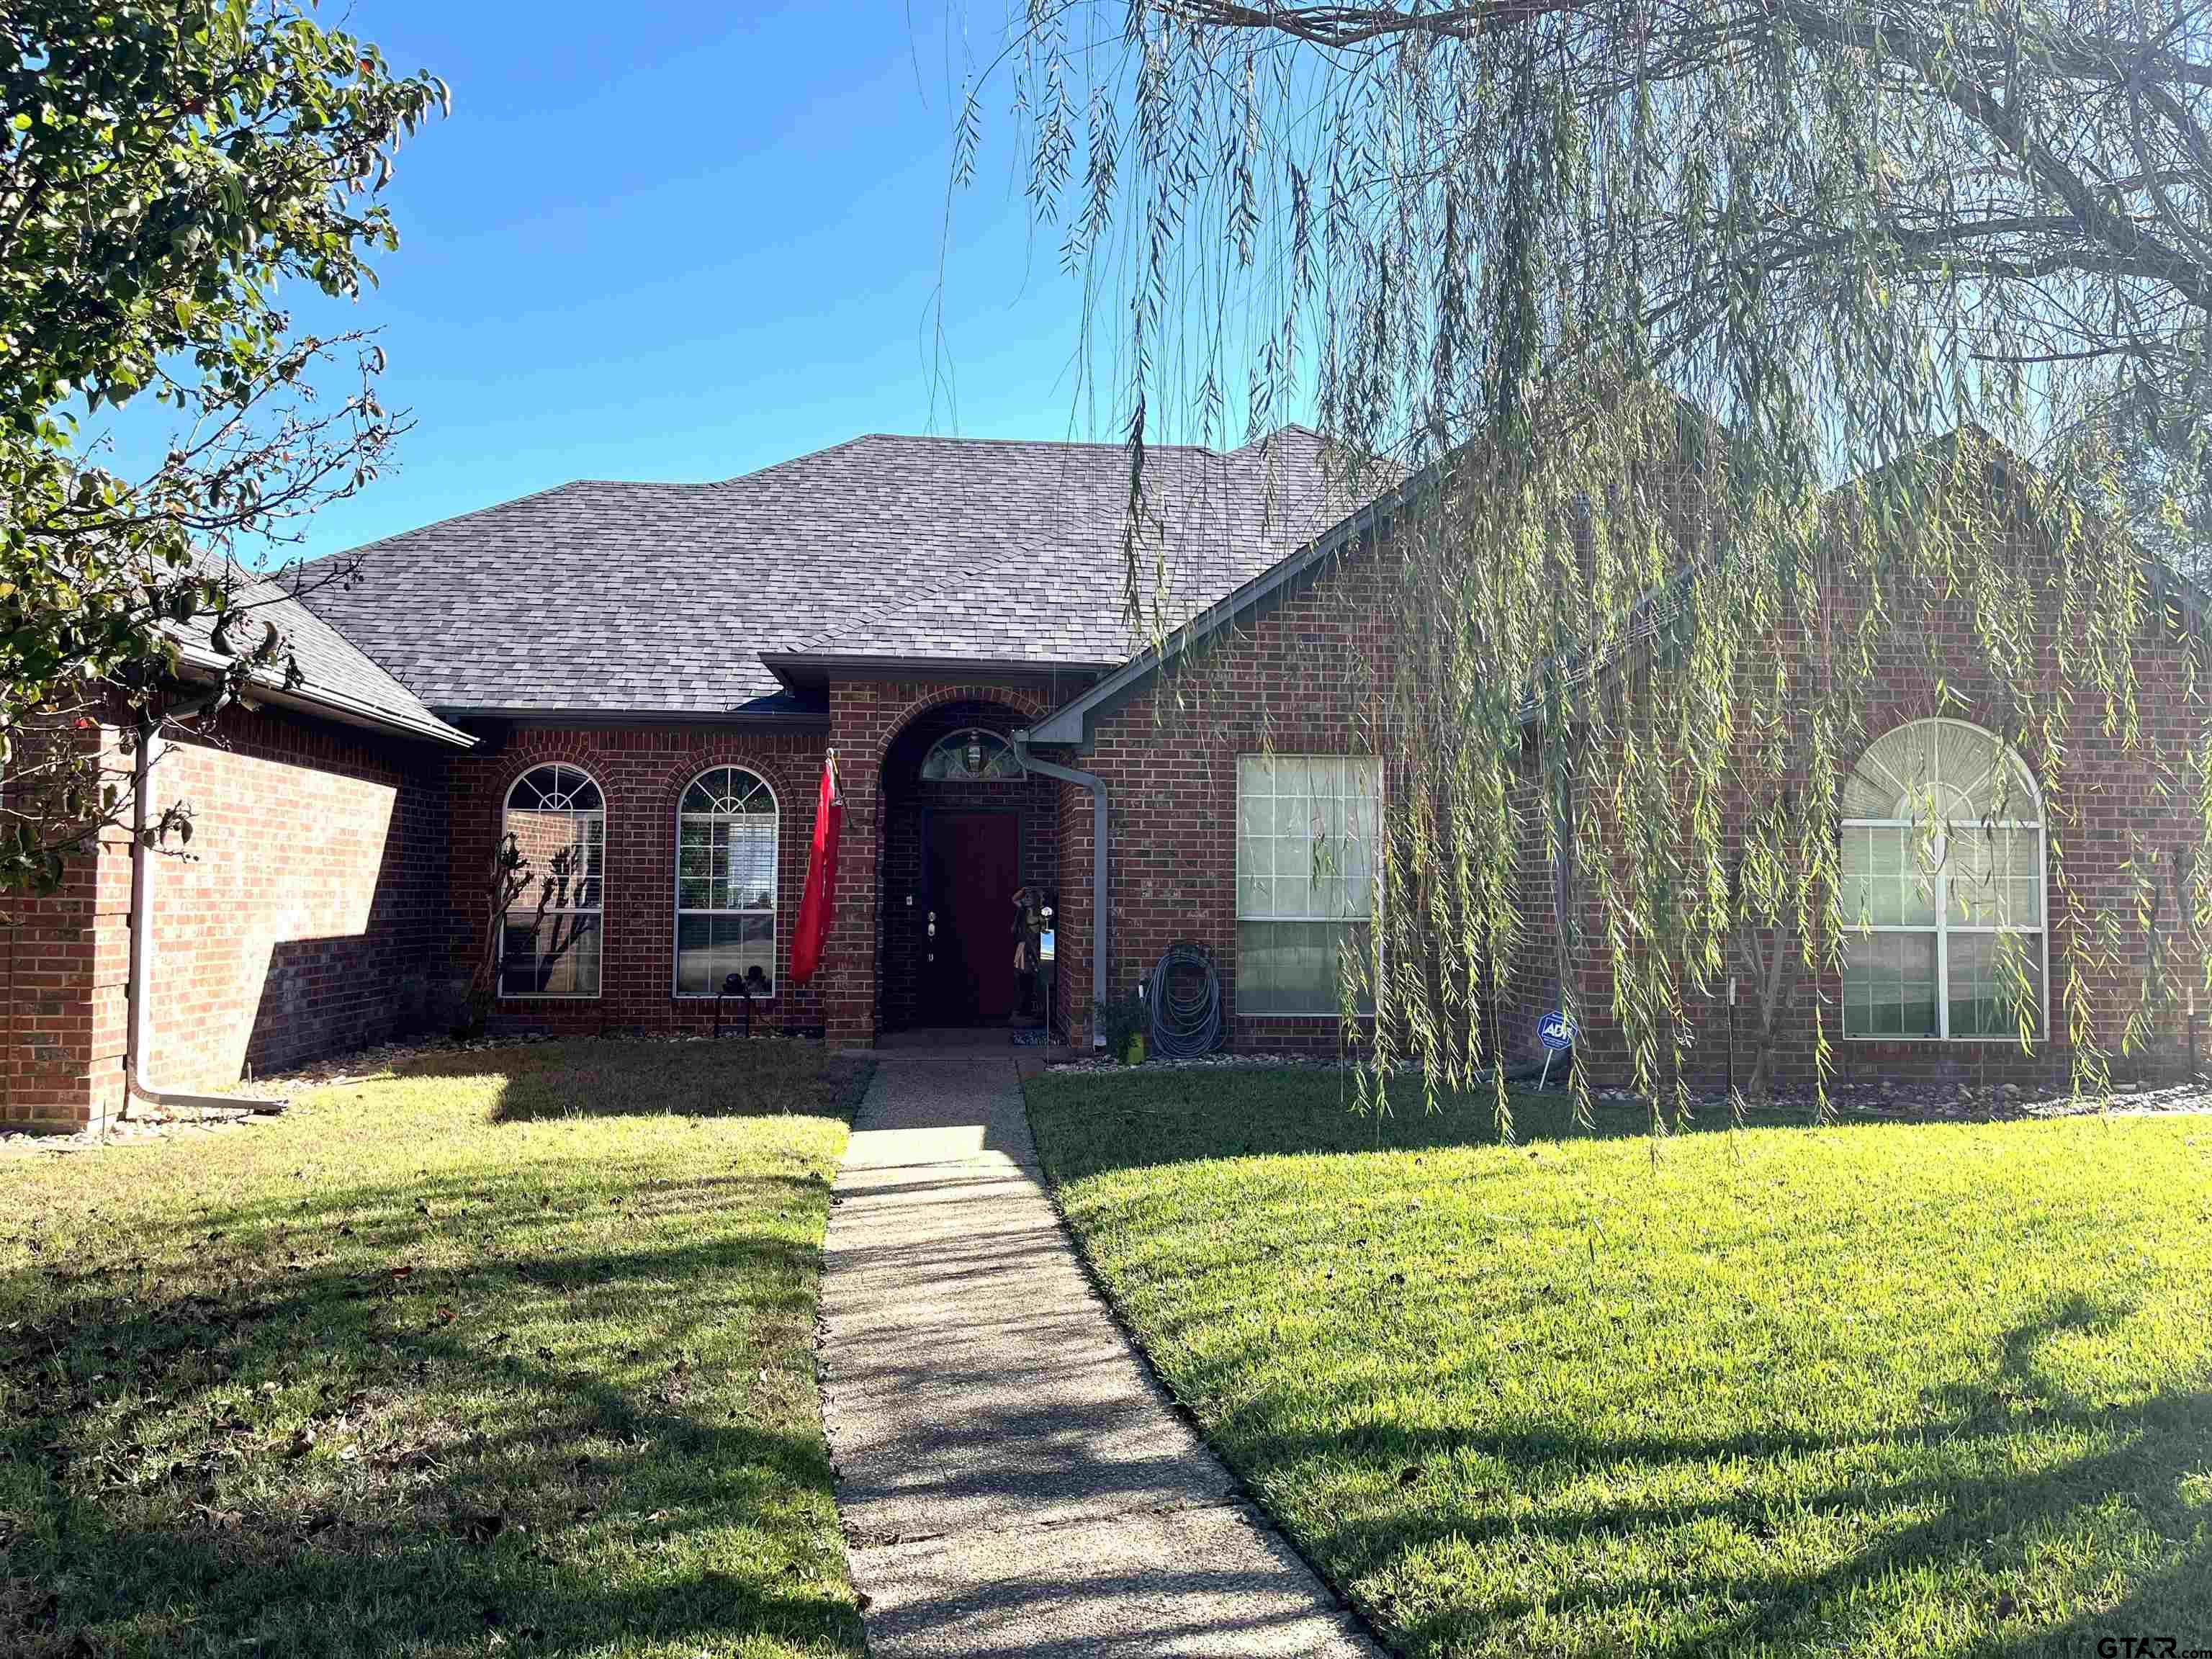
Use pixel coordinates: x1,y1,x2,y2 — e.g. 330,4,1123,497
167,559,474,746
293,427,1357,716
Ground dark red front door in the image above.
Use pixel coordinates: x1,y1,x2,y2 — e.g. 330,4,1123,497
922,811,1020,1024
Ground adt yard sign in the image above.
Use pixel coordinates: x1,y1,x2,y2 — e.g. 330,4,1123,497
1537,1010,1575,1090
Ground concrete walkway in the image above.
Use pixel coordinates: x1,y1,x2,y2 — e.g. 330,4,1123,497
819,1054,1380,1657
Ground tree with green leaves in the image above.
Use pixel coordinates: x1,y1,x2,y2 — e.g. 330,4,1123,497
977,0,2212,1117
0,0,442,891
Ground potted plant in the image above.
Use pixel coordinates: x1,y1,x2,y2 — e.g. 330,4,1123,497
1095,994,1148,1066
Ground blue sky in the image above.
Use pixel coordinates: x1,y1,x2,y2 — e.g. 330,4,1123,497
92,1,1164,561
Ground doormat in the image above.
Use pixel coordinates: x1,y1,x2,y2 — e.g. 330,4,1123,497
1010,1028,1051,1046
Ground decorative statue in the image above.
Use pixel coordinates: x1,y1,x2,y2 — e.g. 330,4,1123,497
1010,884,1053,1022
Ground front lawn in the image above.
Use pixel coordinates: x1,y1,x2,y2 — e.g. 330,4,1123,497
1,1038,872,1658
1027,1066,2212,1657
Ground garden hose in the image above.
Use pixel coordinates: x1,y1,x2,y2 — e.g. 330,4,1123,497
1148,943,1223,1058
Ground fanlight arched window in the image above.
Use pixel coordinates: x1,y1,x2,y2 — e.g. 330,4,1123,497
920,727,1022,782
675,765,779,996
1840,719,2046,1040
501,764,604,997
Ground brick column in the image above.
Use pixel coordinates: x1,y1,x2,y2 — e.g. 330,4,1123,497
822,681,886,1048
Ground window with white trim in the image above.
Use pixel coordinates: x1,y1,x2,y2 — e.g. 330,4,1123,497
675,765,778,997
1235,754,1380,1016
500,765,604,997
1840,719,2046,1040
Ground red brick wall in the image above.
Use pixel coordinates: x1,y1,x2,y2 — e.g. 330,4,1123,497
1,704,452,1129
1053,766,1095,1045
135,707,453,1092
1064,502,2210,1086
448,724,833,1037
0,775,130,1128
1524,516,2212,1093
444,687,1077,1049
1061,551,1392,1052
1555,593,2212,1094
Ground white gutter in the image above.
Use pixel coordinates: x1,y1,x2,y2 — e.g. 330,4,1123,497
170,641,475,749
124,706,287,1123
1010,732,1110,1048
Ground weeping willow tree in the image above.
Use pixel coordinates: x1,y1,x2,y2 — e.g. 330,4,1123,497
973,0,2212,1122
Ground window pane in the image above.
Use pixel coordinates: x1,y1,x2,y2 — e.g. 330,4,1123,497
1948,827,2040,927
1947,932,2044,1037
576,817,604,904
509,764,601,814
1238,755,1380,924
716,819,775,909
1842,825,1934,927
1841,932,1938,1038
1238,787,1272,842
1240,832,1272,879
677,912,775,996
1237,920,1374,1016
1941,723,2000,816
500,915,601,997
508,811,602,912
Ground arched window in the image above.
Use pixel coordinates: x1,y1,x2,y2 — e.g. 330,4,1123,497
1840,719,2045,1039
501,764,604,997
675,765,778,997
920,727,1022,781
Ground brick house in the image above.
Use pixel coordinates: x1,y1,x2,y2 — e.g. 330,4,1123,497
6,425,2204,1128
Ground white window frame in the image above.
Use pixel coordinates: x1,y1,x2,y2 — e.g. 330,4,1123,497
500,763,606,1001
1234,753,1383,1019
1840,718,2049,1042
672,765,780,999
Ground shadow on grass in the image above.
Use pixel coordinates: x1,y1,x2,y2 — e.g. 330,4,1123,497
354,1037,876,1125
1223,1292,2211,1655
0,1158,863,1658
1024,1071,2212,1652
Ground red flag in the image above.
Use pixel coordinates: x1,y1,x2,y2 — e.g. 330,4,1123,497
790,750,842,986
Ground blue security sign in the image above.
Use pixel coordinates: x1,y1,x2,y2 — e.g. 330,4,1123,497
1538,1010,1577,1051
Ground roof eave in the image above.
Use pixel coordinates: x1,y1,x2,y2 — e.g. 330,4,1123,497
172,644,477,748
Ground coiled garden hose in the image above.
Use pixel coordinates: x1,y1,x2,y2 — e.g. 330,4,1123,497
1148,943,1223,1058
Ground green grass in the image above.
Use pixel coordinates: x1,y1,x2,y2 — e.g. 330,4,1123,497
1,1038,873,1658
1026,1066,2212,1657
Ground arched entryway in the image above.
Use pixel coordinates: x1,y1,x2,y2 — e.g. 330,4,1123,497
876,699,1058,1034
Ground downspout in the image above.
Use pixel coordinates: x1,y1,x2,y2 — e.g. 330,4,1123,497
1010,731,1109,1048
125,704,287,1122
